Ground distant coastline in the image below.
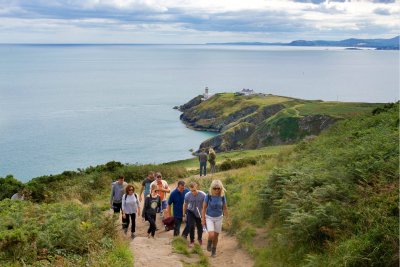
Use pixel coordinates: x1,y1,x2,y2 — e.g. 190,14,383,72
206,35,400,50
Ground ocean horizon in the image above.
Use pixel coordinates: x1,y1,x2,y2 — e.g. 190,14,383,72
0,44,398,182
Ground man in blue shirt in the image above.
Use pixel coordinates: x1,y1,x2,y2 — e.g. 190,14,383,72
166,180,189,236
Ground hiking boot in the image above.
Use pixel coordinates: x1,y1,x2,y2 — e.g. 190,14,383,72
198,240,203,246
131,233,135,239
207,240,212,252
189,241,194,248
211,247,216,257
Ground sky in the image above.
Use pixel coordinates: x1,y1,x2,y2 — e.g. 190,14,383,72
0,0,399,43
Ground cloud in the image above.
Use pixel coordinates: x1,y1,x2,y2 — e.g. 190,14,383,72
374,7,392,15
293,0,326,4
372,0,395,3
0,0,399,43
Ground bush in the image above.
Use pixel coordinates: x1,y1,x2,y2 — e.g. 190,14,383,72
0,200,119,266
219,158,257,171
0,176,24,201
257,103,399,265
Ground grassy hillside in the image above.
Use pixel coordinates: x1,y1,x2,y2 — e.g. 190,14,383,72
0,162,188,266
180,93,381,152
164,145,294,170
188,102,399,267
0,102,397,266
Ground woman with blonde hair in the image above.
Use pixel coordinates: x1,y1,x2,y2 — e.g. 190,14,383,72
201,179,228,257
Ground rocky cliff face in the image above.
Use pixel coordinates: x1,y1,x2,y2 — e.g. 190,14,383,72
247,115,339,149
178,94,370,152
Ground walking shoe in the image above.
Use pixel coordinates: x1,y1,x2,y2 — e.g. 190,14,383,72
147,233,151,239
189,241,194,248
207,240,212,252
198,240,203,246
211,247,216,257
131,233,135,239
123,228,128,235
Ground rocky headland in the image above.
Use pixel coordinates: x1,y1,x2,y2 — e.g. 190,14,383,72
178,93,380,152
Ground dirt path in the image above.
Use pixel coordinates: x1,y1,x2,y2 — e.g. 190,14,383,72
127,184,254,267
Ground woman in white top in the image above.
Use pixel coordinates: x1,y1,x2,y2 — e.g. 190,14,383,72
122,184,140,239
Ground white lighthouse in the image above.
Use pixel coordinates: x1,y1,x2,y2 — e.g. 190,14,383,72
203,86,209,100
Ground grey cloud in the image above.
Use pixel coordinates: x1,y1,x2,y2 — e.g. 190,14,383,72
293,0,326,4
373,7,392,15
178,10,310,33
373,0,395,3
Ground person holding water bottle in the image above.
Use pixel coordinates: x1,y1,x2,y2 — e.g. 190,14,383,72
201,179,228,257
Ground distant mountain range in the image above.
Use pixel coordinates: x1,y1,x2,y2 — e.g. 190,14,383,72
207,36,399,50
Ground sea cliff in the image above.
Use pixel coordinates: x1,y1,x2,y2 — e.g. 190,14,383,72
179,93,380,152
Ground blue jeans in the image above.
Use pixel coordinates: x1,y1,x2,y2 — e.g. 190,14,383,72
200,161,207,176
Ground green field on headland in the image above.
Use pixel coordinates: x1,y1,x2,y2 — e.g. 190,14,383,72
179,93,381,153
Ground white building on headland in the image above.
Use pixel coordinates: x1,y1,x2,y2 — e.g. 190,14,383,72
203,86,213,100
236,88,256,96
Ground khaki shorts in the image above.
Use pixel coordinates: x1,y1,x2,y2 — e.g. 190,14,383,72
205,215,223,233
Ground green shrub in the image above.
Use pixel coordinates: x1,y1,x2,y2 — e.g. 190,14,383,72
257,103,399,265
0,176,24,201
219,158,257,171
0,200,119,266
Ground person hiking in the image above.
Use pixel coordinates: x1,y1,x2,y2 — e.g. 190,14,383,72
208,147,217,175
166,180,189,236
110,175,128,226
142,184,161,238
182,181,206,247
122,184,140,239
139,171,155,202
201,179,228,257
150,172,170,218
198,148,208,176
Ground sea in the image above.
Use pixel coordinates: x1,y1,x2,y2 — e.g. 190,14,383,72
0,44,398,182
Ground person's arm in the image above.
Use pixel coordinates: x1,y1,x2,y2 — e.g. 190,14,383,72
110,185,115,208
223,203,228,218
142,197,148,218
162,181,170,193
136,198,140,216
166,204,172,217
122,194,126,217
139,182,145,202
183,202,188,222
201,198,207,225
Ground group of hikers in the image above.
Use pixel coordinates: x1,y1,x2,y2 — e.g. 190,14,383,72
110,170,228,258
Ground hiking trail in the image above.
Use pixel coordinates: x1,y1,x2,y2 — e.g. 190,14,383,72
125,181,254,267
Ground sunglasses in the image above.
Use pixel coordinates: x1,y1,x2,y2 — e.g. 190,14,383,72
212,187,221,190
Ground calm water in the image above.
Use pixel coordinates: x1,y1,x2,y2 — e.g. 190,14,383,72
0,44,398,181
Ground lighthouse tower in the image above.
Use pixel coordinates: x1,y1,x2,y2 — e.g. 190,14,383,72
203,86,209,100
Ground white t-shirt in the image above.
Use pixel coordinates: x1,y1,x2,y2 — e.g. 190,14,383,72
122,193,140,214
